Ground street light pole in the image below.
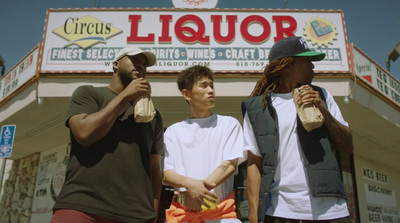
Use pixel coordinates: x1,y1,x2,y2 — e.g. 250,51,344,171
387,42,400,72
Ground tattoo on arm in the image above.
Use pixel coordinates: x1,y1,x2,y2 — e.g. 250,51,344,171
218,163,229,171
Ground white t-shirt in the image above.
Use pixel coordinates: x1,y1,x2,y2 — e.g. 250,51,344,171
164,114,245,203
243,88,350,220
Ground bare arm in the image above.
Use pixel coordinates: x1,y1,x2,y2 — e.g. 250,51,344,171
163,170,216,199
163,159,238,192
69,93,129,147
204,159,238,190
151,154,162,222
163,169,217,211
247,151,262,223
163,159,237,211
319,105,354,155
297,85,354,155
69,78,151,147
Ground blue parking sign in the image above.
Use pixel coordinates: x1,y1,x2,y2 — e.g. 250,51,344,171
0,125,16,158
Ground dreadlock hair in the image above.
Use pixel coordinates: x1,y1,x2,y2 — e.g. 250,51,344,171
249,57,295,109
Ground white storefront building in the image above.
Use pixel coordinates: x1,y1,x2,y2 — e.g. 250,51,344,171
0,7,399,223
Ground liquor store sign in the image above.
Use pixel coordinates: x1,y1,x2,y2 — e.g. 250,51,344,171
41,9,349,73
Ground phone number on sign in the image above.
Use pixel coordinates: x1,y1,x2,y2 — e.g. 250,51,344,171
236,61,266,67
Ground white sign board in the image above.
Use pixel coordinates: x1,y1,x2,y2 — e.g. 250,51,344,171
352,46,400,106
30,143,70,223
361,167,400,223
0,46,38,102
40,9,350,74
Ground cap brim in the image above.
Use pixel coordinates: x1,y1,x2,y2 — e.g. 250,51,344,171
141,52,157,66
295,51,325,61
125,51,157,66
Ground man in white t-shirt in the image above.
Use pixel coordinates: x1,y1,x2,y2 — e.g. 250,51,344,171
242,37,354,223
163,65,244,223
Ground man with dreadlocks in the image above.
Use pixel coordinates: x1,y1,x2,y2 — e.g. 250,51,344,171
242,37,354,223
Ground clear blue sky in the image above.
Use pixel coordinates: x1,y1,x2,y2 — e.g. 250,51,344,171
1,0,399,80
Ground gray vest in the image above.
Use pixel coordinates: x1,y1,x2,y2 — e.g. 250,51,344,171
242,86,346,221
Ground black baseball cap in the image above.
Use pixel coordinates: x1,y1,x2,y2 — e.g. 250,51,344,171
268,36,325,62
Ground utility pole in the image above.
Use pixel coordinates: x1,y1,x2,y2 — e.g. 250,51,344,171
0,55,5,77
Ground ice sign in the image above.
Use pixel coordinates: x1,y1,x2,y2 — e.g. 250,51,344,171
0,125,16,158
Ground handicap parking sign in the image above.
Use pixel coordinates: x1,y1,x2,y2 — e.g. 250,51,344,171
0,125,16,158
